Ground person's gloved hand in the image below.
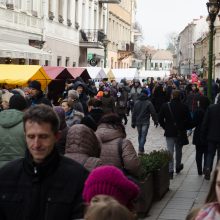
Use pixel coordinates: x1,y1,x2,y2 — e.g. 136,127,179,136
154,122,159,128
131,124,135,129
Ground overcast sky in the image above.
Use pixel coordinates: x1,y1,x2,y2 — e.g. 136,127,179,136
136,0,208,49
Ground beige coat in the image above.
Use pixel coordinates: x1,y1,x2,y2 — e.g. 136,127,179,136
96,123,140,177
65,124,102,171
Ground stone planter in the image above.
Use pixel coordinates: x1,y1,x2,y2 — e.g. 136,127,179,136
134,173,154,218
153,163,170,201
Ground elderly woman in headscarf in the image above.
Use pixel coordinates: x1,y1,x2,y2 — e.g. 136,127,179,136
53,106,69,155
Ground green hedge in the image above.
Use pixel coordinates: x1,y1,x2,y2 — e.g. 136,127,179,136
139,150,172,180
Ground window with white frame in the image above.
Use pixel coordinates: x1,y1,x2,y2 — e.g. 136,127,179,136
67,0,70,20
75,0,78,23
58,0,63,16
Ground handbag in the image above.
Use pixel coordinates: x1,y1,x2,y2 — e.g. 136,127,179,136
167,103,189,146
117,138,139,184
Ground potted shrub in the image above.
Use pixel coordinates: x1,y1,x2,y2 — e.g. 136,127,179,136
134,160,154,217
140,150,171,201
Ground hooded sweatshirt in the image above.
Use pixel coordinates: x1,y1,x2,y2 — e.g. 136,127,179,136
0,109,27,168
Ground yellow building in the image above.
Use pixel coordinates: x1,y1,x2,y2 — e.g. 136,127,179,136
107,0,134,69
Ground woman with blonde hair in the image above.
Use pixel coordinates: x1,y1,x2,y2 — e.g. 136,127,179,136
194,161,220,219
84,195,135,220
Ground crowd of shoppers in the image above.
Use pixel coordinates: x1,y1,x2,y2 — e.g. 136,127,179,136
0,71,220,219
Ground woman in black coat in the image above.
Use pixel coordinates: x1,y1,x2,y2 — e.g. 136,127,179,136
192,96,210,175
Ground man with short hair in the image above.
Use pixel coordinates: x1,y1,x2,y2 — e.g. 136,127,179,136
0,104,88,220
132,88,158,155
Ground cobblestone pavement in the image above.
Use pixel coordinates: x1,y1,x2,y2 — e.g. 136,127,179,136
125,116,211,220
125,116,166,153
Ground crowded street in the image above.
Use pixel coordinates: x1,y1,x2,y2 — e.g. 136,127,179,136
1,0,220,220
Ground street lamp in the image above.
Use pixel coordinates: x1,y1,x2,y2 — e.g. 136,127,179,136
145,51,148,70
206,0,220,101
149,54,152,70
103,35,109,68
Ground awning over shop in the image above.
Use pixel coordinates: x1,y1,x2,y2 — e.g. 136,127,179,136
86,67,107,80
43,66,73,80
103,68,115,81
43,66,74,105
0,42,52,60
66,67,91,83
0,64,51,90
111,68,138,82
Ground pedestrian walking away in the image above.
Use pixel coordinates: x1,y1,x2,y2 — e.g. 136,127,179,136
159,89,192,179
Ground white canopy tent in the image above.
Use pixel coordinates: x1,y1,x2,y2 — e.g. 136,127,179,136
86,67,107,80
138,70,170,82
111,68,138,82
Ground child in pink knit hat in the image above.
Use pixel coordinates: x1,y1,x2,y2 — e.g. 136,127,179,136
83,165,140,210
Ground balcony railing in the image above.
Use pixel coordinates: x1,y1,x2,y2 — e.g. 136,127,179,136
79,29,105,48
99,0,121,3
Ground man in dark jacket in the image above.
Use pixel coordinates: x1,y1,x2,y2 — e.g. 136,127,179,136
0,104,88,220
28,80,52,107
201,97,220,180
132,88,158,155
159,90,192,179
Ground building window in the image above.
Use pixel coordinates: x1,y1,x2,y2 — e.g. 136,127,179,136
94,9,97,29
82,2,85,29
58,0,63,16
111,57,113,69
103,14,105,30
75,0,78,23
115,62,117,69
65,57,69,66
160,63,162,68
57,56,62,66
67,0,70,19
72,61,76,67
45,60,49,66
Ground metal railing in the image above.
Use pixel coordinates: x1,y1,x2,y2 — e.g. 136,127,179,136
80,29,105,43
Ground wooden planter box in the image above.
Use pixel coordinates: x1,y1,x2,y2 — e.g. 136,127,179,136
153,163,170,201
134,173,154,218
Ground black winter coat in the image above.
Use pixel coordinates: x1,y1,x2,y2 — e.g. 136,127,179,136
159,99,192,137
0,149,88,220
201,103,220,143
192,108,207,146
28,91,52,107
132,94,158,125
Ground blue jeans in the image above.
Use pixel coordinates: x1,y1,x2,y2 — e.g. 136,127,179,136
166,137,183,172
137,124,149,152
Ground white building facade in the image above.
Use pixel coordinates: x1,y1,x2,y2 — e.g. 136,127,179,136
0,0,109,67
0,0,51,65
176,16,208,75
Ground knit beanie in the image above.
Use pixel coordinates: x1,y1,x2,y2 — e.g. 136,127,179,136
29,80,42,91
9,94,28,111
83,166,139,208
141,88,149,96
